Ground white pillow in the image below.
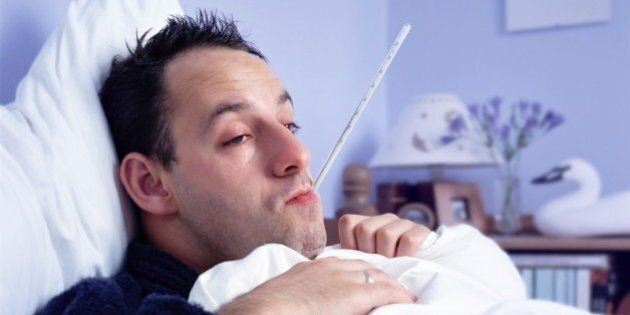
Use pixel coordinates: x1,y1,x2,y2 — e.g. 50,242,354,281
0,0,183,314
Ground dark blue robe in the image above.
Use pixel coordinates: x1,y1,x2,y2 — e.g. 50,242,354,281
38,241,212,315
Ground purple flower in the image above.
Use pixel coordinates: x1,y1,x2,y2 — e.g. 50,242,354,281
468,104,479,118
518,101,529,114
531,102,542,116
489,97,502,113
481,105,490,121
548,113,564,130
540,111,552,124
500,124,510,140
524,117,538,131
540,110,564,130
483,105,499,128
457,97,564,163
488,97,501,120
440,97,564,162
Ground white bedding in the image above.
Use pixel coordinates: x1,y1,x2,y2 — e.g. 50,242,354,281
189,225,591,315
0,1,183,314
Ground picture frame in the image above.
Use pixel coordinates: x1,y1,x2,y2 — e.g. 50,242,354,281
396,202,437,230
417,182,488,233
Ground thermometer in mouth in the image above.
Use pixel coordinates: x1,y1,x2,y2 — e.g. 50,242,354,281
314,23,411,190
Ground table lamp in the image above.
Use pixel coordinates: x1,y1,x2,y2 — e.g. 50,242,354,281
370,93,495,169
369,93,495,232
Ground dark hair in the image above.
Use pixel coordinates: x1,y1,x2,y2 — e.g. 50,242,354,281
100,11,265,170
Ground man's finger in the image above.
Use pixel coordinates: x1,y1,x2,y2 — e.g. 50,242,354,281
375,219,416,258
348,214,399,253
338,214,367,250
364,276,416,306
395,225,431,257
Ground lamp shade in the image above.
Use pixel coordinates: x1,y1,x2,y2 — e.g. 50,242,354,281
370,94,496,168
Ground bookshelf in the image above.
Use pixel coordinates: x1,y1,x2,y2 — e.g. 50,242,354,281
491,234,630,314
486,213,630,315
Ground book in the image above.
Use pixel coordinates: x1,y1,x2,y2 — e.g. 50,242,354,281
534,268,554,301
510,253,612,313
520,268,534,299
566,268,577,306
591,269,610,313
554,269,569,305
576,268,592,310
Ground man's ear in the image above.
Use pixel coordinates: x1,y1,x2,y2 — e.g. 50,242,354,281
119,152,177,216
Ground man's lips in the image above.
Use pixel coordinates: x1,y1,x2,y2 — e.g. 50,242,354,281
286,190,319,205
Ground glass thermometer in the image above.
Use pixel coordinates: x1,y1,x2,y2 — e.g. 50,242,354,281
314,23,411,190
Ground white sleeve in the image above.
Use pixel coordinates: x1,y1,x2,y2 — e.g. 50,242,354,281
415,224,526,300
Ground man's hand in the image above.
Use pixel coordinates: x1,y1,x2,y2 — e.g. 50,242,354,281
218,257,414,315
338,213,431,258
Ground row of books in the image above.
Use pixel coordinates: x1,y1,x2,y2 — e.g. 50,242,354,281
510,253,615,314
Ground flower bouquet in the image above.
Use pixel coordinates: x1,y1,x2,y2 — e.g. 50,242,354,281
443,97,564,234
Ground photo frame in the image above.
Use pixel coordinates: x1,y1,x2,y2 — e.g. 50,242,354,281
417,182,488,233
397,202,437,230
375,181,488,232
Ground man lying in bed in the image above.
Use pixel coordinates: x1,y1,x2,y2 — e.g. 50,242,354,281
40,12,523,315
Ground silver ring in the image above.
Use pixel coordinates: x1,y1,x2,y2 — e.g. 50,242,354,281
363,270,375,284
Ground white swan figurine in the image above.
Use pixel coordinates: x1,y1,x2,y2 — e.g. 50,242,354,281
531,157,630,237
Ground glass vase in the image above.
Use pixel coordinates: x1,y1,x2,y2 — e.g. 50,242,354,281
494,163,523,235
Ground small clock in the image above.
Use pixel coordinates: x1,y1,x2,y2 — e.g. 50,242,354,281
396,202,436,230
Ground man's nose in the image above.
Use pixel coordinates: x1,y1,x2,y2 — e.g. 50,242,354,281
269,125,310,178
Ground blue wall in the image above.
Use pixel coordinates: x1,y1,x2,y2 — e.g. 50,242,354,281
385,0,630,214
0,0,390,218
2,0,628,217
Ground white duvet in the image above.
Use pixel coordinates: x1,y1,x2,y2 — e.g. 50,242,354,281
189,225,591,314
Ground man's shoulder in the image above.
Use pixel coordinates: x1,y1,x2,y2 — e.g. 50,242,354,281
37,273,210,314
37,273,140,314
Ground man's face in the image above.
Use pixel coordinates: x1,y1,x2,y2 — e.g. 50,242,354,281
161,47,326,267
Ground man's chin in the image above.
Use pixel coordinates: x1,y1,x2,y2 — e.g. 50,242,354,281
300,241,326,259
297,225,327,259
279,203,326,258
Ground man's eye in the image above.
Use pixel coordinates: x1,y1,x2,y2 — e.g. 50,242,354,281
284,122,301,134
224,134,251,146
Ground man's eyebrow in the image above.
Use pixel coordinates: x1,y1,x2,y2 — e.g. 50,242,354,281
201,90,292,135
202,102,251,133
279,90,293,106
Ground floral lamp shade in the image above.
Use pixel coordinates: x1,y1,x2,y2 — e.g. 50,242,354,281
370,94,496,168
